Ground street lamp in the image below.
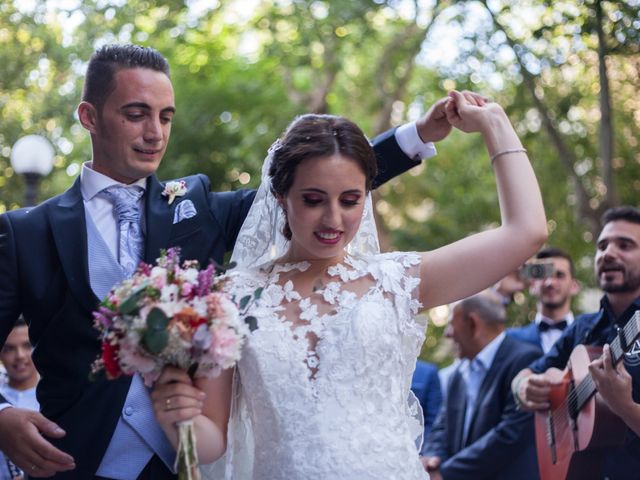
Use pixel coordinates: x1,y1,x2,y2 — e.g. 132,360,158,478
10,134,55,207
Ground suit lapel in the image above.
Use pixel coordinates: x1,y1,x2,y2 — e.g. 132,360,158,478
144,175,173,263
524,323,541,346
532,323,543,348
48,178,98,313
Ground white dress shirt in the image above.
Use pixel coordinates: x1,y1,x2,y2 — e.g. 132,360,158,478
396,122,437,161
460,331,506,439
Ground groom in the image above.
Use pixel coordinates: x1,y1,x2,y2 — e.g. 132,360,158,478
0,44,454,479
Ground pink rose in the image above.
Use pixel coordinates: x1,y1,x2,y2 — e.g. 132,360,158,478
181,282,193,297
210,325,242,368
206,293,240,327
118,336,158,378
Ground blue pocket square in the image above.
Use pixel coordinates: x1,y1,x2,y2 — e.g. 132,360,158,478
173,199,197,224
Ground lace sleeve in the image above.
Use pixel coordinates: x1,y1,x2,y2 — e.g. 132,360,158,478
367,251,428,454
370,252,424,323
394,252,428,453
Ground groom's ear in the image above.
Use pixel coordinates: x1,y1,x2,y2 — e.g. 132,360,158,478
78,101,99,134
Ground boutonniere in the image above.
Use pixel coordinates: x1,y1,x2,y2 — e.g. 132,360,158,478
162,180,187,205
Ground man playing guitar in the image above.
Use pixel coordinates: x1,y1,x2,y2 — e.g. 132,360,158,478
512,206,640,480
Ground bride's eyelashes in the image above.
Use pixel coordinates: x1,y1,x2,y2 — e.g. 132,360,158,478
340,194,362,206
301,193,362,207
302,194,323,205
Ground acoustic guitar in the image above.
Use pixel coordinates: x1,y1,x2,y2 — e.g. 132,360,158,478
535,311,640,480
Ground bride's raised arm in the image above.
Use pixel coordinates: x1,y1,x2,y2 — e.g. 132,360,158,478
418,90,547,309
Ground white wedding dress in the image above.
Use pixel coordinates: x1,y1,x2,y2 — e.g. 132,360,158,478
201,252,429,479
200,140,429,479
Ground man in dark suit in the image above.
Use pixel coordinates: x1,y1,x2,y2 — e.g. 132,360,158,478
505,247,580,354
421,291,541,480
0,44,457,479
411,360,443,439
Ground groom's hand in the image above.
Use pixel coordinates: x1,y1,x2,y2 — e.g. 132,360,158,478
0,407,75,477
416,97,450,143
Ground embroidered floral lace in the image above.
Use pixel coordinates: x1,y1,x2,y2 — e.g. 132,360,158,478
201,252,428,479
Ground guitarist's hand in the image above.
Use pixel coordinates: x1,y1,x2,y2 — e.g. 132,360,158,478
512,368,554,411
589,344,635,420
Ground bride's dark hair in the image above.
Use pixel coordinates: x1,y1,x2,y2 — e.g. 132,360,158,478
268,114,377,240
270,114,377,196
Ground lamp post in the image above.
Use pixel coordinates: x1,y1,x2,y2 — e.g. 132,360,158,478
10,134,55,207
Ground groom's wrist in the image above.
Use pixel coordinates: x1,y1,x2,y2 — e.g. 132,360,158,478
395,122,437,161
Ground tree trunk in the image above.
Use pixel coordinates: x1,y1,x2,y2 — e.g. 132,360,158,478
595,0,616,209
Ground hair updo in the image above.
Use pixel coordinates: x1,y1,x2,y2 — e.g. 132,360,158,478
268,114,377,240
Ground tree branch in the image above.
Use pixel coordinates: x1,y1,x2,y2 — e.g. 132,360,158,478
479,0,600,232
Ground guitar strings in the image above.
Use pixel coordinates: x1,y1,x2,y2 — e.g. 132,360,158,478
548,316,638,430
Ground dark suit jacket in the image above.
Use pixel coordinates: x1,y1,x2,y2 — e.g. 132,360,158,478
507,322,544,353
411,360,442,442
0,132,416,478
423,335,541,480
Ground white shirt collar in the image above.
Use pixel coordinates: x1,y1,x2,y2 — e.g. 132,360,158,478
80,162,147,202
472,331,506,371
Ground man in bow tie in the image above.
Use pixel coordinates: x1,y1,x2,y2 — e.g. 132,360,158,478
0,44,458,479
501,247,580,354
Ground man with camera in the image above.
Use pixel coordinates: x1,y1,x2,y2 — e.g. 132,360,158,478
496,247,580,354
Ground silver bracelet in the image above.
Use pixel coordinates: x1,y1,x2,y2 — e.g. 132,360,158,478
490,148,527,165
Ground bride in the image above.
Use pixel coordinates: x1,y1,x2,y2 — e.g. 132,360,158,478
151,90,547,479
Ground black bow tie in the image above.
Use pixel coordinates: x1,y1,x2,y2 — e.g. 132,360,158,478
538,320,567,332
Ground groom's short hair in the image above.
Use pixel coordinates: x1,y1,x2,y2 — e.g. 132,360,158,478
82,44,170,112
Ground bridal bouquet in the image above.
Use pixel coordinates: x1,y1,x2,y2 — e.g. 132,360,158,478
92,247,254,480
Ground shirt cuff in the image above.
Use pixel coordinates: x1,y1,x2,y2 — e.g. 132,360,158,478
0,403,13,412
395,122,437,161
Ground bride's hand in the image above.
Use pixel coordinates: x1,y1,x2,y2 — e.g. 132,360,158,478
445,89,505,134
150,366,206,430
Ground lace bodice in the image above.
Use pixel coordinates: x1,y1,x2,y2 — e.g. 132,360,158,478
207,252,429,480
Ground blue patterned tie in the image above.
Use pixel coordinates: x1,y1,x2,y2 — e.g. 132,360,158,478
463,358,486,441
100,185,145,278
